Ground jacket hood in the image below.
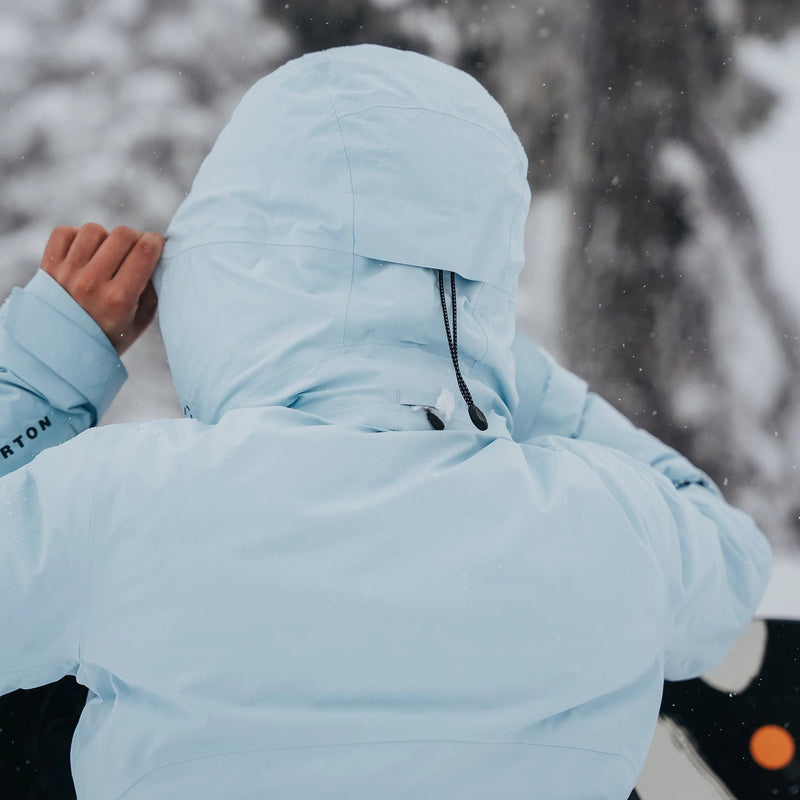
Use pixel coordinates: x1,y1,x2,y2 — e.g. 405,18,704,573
153,44,531,431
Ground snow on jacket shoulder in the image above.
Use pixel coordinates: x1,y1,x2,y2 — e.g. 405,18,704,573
0,44,771,800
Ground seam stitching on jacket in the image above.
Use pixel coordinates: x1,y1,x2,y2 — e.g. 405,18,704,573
303,63,357,347
466,280,491,367
336,105,526,169
336,103,525,295
158,240,515,296
114,739,637,798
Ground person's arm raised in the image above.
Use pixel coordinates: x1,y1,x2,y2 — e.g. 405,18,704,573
0,223,161,693
512,330,717,489
0,223,162,478
512,329,772,681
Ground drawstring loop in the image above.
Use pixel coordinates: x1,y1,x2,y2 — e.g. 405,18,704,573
437,270,488,431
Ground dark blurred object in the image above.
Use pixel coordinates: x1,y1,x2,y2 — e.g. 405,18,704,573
262,0,421,54
0,677,87,800
653,621,800,798
261,0,502,94
563,0,800,546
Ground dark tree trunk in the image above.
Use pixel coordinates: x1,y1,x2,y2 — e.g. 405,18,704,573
260,0,502,91
564,0,800,546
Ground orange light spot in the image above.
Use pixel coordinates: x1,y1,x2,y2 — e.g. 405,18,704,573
750,725,796,770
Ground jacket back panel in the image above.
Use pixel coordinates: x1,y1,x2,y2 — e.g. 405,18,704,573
70,406,671,799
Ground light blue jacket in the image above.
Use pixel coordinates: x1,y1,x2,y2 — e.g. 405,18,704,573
0,45,771,800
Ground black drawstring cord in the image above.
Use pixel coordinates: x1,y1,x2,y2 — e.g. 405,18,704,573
438,270,488,431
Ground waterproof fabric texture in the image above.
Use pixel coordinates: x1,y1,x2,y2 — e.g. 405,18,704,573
0,44,772,800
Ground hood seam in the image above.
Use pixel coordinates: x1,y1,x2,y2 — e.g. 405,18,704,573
464,279,491,368
336,104,526,168
160,240,516,297
304,62,358,348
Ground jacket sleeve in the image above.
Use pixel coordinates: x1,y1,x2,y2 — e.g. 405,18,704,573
512,330,773,681
0,269,127,478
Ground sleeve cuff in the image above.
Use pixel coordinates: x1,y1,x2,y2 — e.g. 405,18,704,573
2,270,127,422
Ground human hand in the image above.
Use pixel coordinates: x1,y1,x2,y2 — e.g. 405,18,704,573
40,223,164,355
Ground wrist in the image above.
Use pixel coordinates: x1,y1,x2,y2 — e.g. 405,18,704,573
1,271,128,422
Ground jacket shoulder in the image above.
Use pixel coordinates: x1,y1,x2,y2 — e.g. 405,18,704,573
512,332,588,442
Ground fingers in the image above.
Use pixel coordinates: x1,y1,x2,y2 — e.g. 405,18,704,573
112,231,165,300
64,223,109,271
40,226,78,275
85,226,141,281
38,221,165,356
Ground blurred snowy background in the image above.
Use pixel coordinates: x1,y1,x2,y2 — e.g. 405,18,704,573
1,0,798,567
